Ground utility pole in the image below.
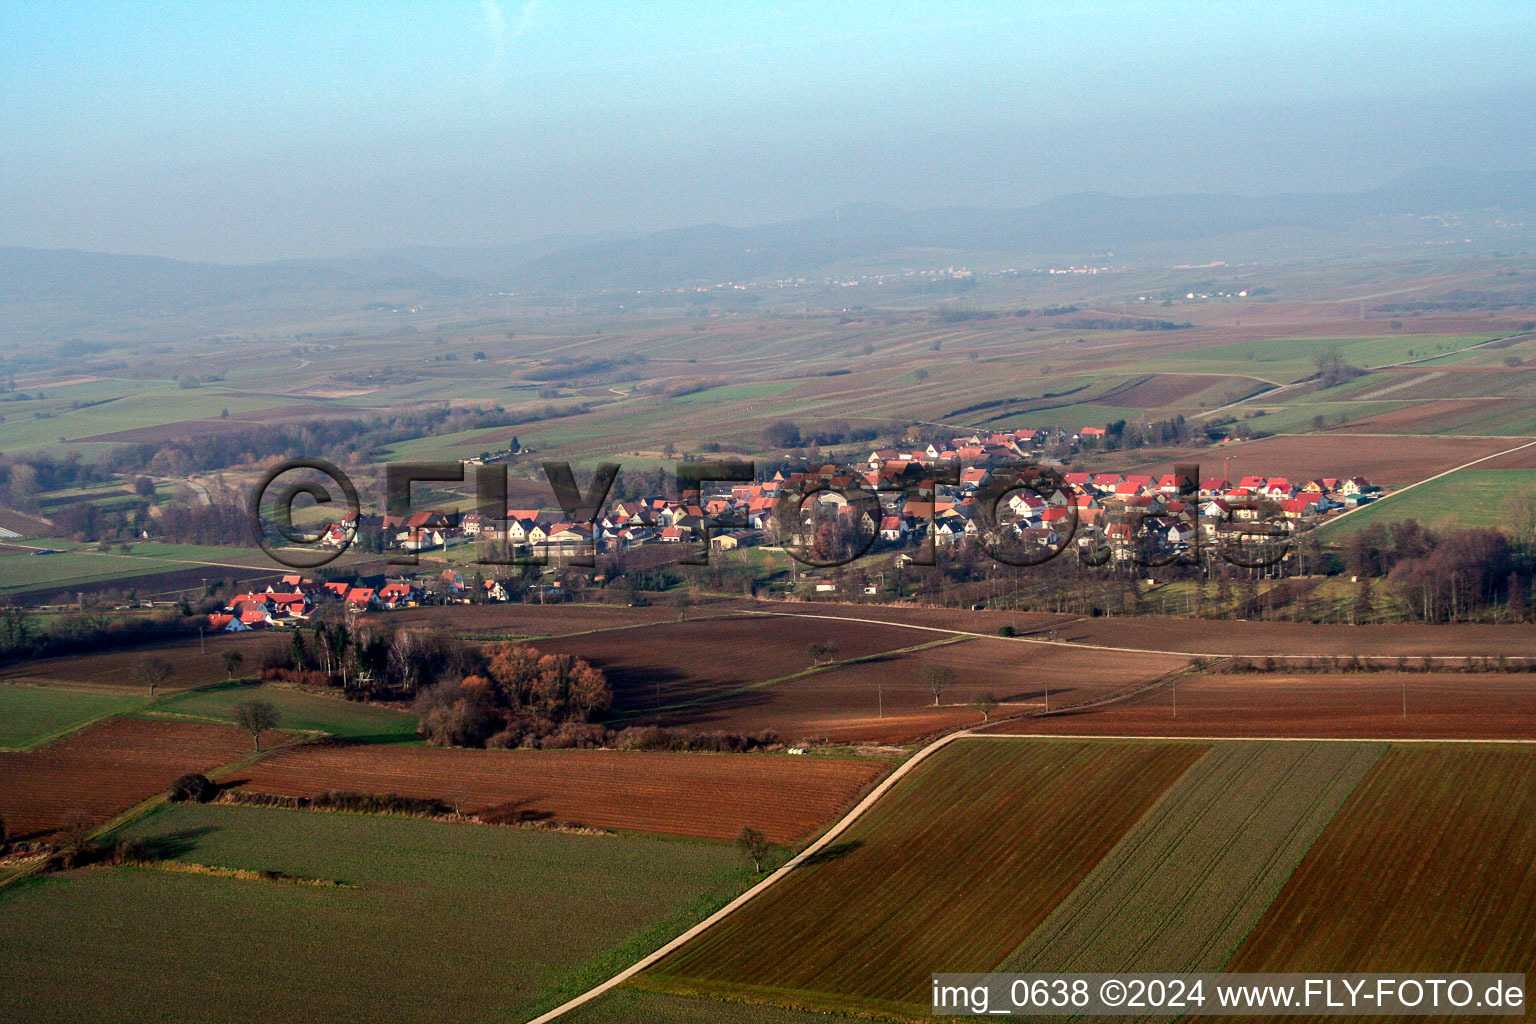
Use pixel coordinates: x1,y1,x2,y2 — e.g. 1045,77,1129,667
199,626,205,653
878,683,883,719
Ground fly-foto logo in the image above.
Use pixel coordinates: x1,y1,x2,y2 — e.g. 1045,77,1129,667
248,458,1290,571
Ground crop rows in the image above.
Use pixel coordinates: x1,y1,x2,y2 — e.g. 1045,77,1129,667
1001,741,1383,978
1228,744,1536,999
641,738,1207,1017
0,718,259,839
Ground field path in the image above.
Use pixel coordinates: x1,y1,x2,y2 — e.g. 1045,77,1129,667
522,727,977,1024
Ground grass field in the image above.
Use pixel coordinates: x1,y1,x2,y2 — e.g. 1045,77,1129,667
0,802,753,1024
147,681,420,743
0,683,144,749
0,549,200,595
1316,467,1536,538
1000,741,1383,975
1227,745,1536,999
0,388,305,452
640,738,1206,1018
1151,335,1493,382
672,381,801,404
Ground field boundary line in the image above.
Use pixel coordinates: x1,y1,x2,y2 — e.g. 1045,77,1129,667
522,727,977,1024
735,608,1216,658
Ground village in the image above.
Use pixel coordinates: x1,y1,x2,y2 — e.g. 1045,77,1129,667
214,426,1380,633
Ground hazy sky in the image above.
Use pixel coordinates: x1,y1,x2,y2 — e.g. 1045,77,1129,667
2,1,1533,262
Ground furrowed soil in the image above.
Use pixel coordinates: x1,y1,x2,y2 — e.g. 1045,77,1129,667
640,637,1187,744
535,614,922,712
0,717,269,839
1001,741,1384,979
989,672,1536,740
640,737,1206,1019
1220,744,1536,1021
228,743,888,843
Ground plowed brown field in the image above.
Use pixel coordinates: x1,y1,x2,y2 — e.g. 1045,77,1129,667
988,672,1536,740
0,634,269,691
537,614,919,711
722,603,1536,658
645,637,1188,744
228,744,887,843
1130,434,1513,485
0,718,264,839
385,601,680,635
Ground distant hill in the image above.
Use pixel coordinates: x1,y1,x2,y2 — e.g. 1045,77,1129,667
472,168,1536,292
5,168,1534,315
0,246,479,317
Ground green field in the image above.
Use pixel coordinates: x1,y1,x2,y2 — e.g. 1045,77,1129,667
642,738,1206,1018
147,681,419,743
1001,741,1383,974
0,388,306,452
672,380,801,404
1148,335,1494,383
1229,745,1536,985
0,550,196,595
0,803,753,1024
1316,468,1536,539
0,683,144,749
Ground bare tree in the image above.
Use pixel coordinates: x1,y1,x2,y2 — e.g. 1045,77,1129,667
57,809,95,867
129,656,172,698
970,692,999,723
234,699,281,751
922,665,955,707
222,650,244,680
0,600,32,654
736,825,770,873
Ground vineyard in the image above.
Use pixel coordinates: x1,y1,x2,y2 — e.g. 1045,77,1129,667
0,635,266,692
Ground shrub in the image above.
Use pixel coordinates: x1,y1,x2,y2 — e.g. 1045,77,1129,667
220,788,452,817
110,838,157,866
996,625,1017,637
168,772,217,803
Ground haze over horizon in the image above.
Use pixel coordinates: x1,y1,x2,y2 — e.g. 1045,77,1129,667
3,0,1534,264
